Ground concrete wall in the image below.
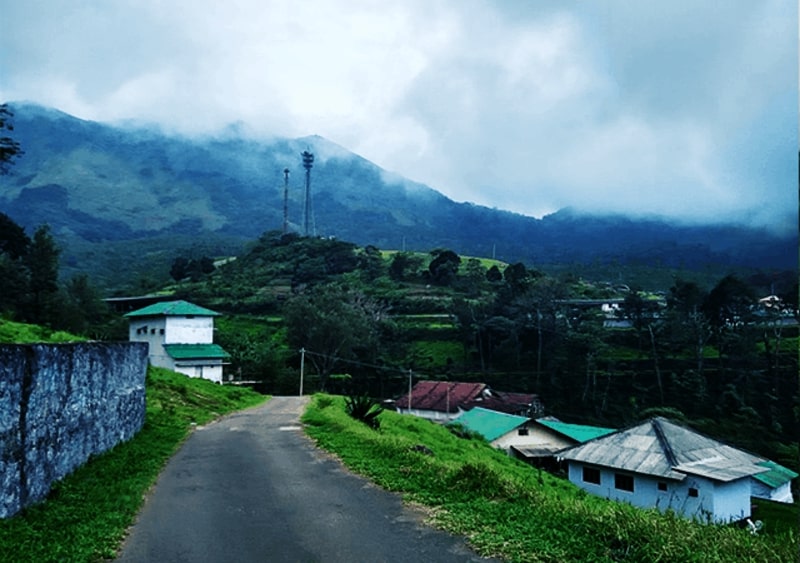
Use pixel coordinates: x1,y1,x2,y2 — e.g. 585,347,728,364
0,342,148,519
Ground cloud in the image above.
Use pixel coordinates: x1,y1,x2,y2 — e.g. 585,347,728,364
1,0,795,232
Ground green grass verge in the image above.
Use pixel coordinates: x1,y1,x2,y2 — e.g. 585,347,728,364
302,395,798,563
0,366,267,563
0,318,87,343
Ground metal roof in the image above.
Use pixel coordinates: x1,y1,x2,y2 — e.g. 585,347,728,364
535,418,616,443
124,300,220,318
558,417,769,483
451,407,528,442
163,343,230,360
395,381,487,413
752,460,799,488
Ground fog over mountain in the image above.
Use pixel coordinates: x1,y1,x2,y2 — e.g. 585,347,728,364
0,104,795,288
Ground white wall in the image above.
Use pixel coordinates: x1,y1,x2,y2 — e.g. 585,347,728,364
128,318,169,367
174,362,223,384
567,462,752,523
493,424,573,452
164,316,214,344
396,408,461,422
751,479,794,503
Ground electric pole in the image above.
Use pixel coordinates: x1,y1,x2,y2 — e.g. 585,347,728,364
301,150,314,236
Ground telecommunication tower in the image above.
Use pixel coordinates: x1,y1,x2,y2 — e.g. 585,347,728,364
301,150,314,236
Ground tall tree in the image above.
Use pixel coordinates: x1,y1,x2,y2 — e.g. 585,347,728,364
25,224,61,325
283,284,388,391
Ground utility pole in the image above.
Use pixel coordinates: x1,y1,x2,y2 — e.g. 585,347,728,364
282,168,290,234
301,150,314,236
299,347,306,396
407,369,413,411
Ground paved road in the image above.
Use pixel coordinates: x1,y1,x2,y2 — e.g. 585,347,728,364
116,396,497,562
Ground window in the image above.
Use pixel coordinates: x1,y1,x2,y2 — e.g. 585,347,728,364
151,328,156,334
688,487,699,498
518,427,529,436
582,467,601,485
657,482,668,492
614,473,634,492
160,328,165,335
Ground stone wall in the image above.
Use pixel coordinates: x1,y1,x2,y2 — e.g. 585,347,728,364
0,342,148,518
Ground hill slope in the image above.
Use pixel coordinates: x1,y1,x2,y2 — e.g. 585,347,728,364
0,103,795,287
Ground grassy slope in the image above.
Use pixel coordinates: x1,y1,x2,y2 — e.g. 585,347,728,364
303,395,797,563
0,364,266,563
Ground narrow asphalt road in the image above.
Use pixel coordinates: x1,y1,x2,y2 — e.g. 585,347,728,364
116,396,498,562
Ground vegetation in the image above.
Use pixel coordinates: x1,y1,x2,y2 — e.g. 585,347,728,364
303,394,798,562
0,366,266,562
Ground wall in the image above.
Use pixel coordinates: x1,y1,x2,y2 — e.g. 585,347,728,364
567,462,752,523
0,342,148,519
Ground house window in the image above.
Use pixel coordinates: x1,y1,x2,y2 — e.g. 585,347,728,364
151,328,156,334
160,328,165,335
614,473,634,492
582,467,601,485
518,427,529,436
657,482,668,492
688,487,699,498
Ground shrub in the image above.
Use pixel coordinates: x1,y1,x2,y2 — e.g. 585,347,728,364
344,394,383,430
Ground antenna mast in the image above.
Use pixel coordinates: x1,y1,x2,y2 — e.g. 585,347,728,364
282,168,290,234
301,150,314,236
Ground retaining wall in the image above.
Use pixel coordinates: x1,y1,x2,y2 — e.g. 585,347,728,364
0,342,148,518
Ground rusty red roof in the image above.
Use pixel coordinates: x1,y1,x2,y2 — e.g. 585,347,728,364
395,381,487,413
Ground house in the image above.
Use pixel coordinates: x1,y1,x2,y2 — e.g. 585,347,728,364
395,381,488,421
125,300,230,384
394,380,543,422
463,390,544,418
558,417,773,523
750,460,797,504
510,418,616,469
449,407,531,451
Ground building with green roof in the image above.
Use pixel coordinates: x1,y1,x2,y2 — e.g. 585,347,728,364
125,300,229,383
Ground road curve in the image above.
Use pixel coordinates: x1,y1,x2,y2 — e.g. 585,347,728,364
116,396,498,562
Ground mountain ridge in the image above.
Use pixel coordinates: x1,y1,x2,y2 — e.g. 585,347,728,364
0,103,795,288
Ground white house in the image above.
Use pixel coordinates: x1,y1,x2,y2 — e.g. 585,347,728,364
125,300,229,384
558,417,772,523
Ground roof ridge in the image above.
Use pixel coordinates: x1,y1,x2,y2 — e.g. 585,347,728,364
651,417,678,467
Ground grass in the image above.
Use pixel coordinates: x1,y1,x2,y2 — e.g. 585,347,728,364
0,318,87,343
302,394,798,563
0,366,267,562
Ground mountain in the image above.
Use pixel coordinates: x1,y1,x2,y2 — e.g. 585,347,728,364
0,103,795,288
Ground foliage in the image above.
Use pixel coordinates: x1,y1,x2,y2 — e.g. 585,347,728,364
0,104,23,174
344,394,383,429
0,318,86,343
0,366,266,562
303,394,798,562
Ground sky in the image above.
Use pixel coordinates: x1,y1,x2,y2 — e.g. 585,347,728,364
1,0,797,233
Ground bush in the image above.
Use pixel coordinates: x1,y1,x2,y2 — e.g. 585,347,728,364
344,394,383,429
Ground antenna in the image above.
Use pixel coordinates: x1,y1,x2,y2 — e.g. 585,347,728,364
301,150,314,236
282,168,290,234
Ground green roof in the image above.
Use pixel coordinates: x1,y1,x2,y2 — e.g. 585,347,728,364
163,343,230,360
752,460,798,488
124,300,220,318
536,418,616,443
452,407,529,441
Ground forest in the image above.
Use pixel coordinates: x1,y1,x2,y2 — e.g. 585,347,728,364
0,217,797,490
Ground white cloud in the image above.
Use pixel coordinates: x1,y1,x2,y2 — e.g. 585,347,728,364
1,0,795,231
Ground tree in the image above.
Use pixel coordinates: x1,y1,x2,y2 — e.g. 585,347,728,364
0,104,23,174
389,252,423,281
25,224,61,325
428,249,461,286
283,284,389,391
